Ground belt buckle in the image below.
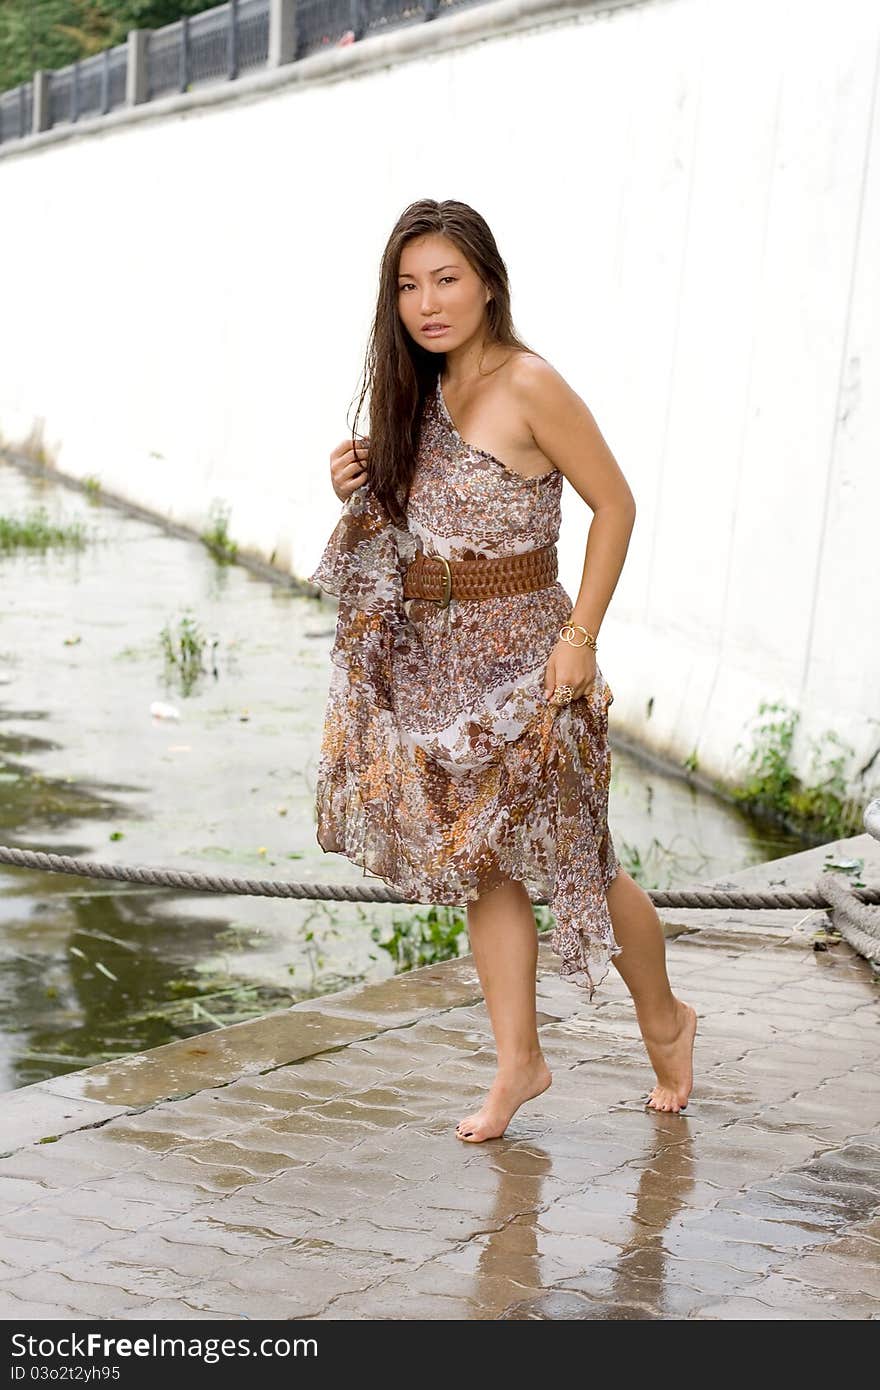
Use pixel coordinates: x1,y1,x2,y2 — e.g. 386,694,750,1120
428,554,452,608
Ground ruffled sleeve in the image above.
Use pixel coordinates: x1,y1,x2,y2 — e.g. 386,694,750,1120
307,482,416,623
308,483,417,707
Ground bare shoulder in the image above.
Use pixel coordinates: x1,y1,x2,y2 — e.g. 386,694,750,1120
510,353,636,513
511,351,576,402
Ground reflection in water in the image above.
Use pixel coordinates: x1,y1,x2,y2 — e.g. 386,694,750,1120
597,1124,697,1316
443,1121,697,1319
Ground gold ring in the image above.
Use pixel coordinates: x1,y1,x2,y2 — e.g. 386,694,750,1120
550,683,574,707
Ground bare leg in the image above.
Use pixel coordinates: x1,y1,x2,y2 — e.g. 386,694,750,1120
455,877,552,1142
605,868,697,1112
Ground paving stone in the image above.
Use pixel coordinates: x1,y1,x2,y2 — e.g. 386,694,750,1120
1,1087,131,1150
500,1288,662,1318
769,1248,880,1300
436,1221,624,1280
307,1221,454,1261
47,1187,185,1235
0,1175,56,1213
372,1261,549,1317
659,1224,785,1273
0,1147,113,1189
83,1200,267,1259
849,1212,880,1242
731,1270,879,1318
75,1171,223,1209
217,1246,381,1310
552,1257,727,1317
2,1268,154,1317
75,1228,250,1281
182,1280,330,1319
0,1229,104,1271
167,1137,304,1177
0,1288,91,1319
695,1294,816,1318
0,834,877,1316
0,1206,136,1250
113,1298,236,1320
52,1249,235,1303
245,1169,381,1218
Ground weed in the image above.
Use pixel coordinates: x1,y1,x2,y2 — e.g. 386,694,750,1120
372,904,468,972
371,900,556,973
159,608,213,695
0,506,87,553
732,700,866,839
201,500,238,564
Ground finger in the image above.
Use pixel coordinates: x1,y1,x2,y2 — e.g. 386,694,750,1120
331,439,369,465
544,663,555,699
343,474,368,497
338,457,368,478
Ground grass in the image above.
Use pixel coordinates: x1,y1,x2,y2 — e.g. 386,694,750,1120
158,608,215,695
370,900,557,973
0,505,87,552
200,500,238,564
730,700,868,840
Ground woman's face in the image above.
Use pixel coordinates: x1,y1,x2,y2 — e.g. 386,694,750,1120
397,234,490,354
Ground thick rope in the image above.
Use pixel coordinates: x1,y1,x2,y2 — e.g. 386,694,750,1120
0,843,878,911
820,870,880,968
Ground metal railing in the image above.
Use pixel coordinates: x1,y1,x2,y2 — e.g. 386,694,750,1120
0,0,478,146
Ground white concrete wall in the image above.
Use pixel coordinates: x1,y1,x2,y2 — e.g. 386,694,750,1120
1,0,878,798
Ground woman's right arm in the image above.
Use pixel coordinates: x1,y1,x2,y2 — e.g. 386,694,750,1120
330,436,370,502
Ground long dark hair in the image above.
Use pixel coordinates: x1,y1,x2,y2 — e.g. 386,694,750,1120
349,199,539,527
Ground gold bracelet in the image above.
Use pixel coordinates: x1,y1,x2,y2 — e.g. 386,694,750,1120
559,622,597,652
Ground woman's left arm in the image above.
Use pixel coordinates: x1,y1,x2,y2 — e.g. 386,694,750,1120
515,356,637,701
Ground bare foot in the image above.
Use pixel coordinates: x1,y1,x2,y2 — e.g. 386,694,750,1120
455,1055,552,1142
641,998,697,1113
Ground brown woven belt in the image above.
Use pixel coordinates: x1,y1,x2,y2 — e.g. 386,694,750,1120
403,543,558,608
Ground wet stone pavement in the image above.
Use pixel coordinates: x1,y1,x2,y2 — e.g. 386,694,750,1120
0,836,878,1320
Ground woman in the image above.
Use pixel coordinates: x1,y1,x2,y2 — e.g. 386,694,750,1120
308,199,697,1142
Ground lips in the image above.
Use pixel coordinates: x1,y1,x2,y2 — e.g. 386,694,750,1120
422,325,450,333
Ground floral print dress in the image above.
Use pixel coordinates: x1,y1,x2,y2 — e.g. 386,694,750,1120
307,372,622,999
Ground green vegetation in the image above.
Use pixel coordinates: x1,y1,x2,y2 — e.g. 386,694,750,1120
82,473,101,498
0,505,87,552
200,500,238,565
158,607,213,694
0,2,218,93
372,904,469,972
730,700,866,841
371,900,556,973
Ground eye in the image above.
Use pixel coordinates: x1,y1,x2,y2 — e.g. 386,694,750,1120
398,276,457,291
